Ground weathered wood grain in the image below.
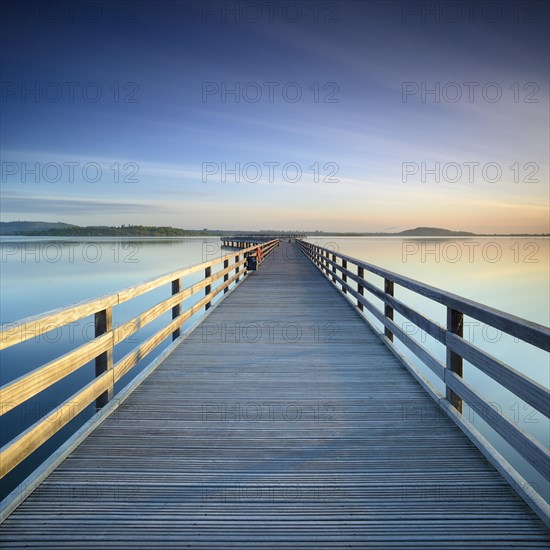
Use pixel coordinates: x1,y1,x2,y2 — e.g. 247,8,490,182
0,332,113,415
447,333,549,418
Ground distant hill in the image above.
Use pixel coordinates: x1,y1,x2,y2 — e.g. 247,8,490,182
0,221,77,235
308,227,480,236
396,227,475,237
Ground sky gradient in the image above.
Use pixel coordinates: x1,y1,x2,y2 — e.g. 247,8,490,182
1,0,549,232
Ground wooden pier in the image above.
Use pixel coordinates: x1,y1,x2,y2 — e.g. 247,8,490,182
0,241,549,547
221,234,304,248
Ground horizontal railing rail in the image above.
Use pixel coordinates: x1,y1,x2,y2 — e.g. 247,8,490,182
297,239,550,524
0,239,279,481
222,234,305,240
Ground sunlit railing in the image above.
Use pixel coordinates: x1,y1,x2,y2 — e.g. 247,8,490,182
0,239,279,481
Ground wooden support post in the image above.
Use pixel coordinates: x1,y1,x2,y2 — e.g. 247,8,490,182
357,266,364,311
331,253,336,283
171,278,181,340
95,307,113,409
342,259,347,294
205,266,212,310
235,254,240,282
384,278,394,341
223,259,229,294
446,307,464,413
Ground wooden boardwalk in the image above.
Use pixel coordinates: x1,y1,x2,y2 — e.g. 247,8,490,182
1,243,548,547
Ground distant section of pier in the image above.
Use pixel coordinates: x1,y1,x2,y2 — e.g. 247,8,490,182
222,233,306,247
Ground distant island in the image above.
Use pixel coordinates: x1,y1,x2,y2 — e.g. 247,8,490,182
0,221,547,237
0,221,219,237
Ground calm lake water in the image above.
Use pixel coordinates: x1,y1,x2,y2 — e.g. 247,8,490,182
1,236,548,503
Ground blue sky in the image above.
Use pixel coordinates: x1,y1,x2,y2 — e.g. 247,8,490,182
1,0,548,232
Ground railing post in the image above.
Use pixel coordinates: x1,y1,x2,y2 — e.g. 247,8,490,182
446,307,464,413
171,278,181,340
342,259,347,294
205,266,212,310
331,253,336,283
235,253,240,282
95,307,113,409
223,259,229,294
357,266,364,311
384,279,394,341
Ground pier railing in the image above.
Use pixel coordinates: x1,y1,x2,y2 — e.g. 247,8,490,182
221,234,305,247
297,239,550,521
0,239,279,484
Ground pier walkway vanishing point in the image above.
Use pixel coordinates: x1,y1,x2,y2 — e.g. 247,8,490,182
0,240,549,547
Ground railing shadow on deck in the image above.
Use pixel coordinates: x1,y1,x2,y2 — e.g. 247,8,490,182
0,239,279,521
296,239,550,527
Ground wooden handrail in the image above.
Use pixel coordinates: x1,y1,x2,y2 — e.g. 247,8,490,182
0,241,277,350
298,241,549,351
297,240,550,489
0,239,279,478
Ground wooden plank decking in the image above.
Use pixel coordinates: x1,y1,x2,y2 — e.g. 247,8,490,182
1,243,548,547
